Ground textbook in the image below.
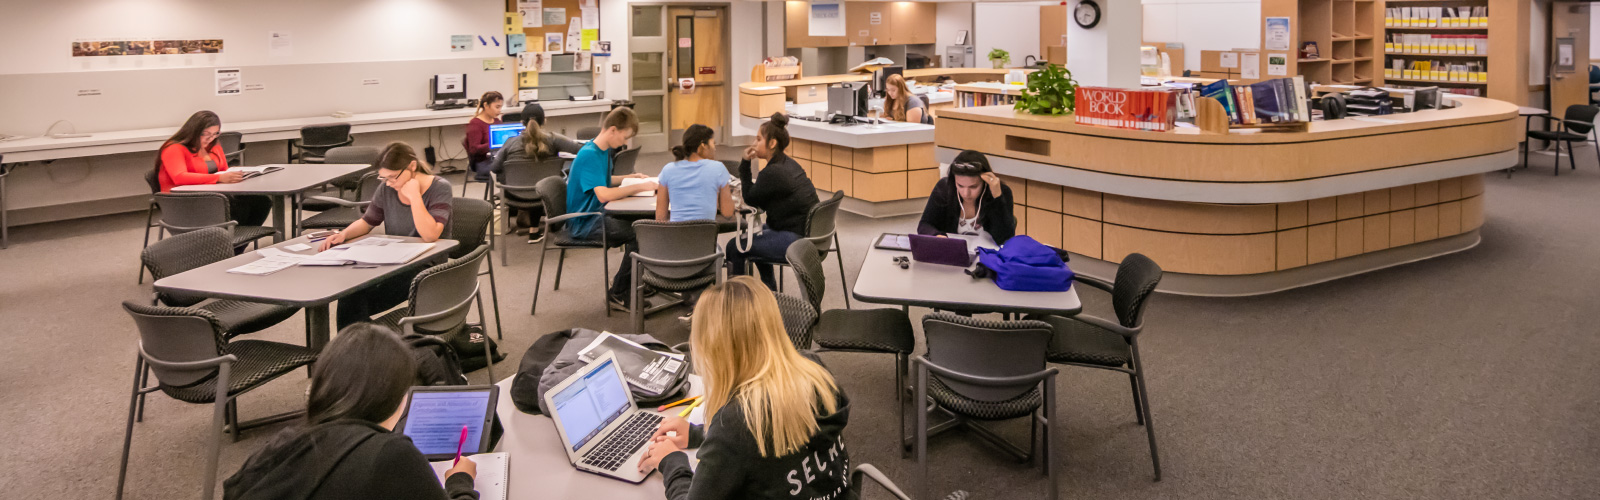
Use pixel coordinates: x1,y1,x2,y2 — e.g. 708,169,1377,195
229,165,283,180
430,452,508,500
620,176,658,197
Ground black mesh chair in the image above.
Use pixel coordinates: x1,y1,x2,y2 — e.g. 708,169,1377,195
217,131,246,165
611,146,642,176
575,126,602,141
787,238,913,451
1526,105,1600,176
143,228,300,338
300,146,381,213
377,246,499,381
629,219,724,333
289,123,353,164
116,301,315,500
153,192,279,250
138,168,164,283
494,157,565,266
914,313,1059,500
531,176,609,316
751,190,850,308
299,172,380,231
1031,252,1165,481
451,198,504,340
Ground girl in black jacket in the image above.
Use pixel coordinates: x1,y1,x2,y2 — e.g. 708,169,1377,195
916,149,1017,245
727,113,820,290
637,276,853,500
224,324,479,500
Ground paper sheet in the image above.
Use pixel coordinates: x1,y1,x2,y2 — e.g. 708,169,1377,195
620,176,658,197
581,7,599,29
1240,53,1260,79
542,8,567,26
519,1,543,27
431,453,508,500
267,31,293,57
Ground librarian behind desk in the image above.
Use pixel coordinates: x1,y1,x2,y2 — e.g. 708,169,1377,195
934,96,1520,296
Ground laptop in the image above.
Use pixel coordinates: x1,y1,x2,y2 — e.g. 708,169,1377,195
909,234,974,267
488,123,525,150
543,351,665,483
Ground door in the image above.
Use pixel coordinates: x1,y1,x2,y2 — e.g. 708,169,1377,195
1547,2,1591,116
667,6,729,144
629,5,670,151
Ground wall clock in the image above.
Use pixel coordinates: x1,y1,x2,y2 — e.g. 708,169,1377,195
1075,0,1102,29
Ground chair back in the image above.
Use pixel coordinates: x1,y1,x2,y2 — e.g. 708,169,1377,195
633,219,719,280
217,132,244,157
154,192,233,234
405,246,489,335
143,227,234,307
1111,253,1164,329
354,172,382,201
1590,64,1599,85
300,123,353,147
122,301,227,388
450,197,494,256
785,238,827,313
611,147,642,176
803,190,845,252
535,176,572,232
1563,105,1600,136
575,127,601,141
144,168,161,194
922,313,1052,402
323,145,382,167
503,157,565,196
720,160,741,177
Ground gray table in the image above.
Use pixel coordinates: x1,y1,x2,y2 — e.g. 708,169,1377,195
173,163,371,242
152,234,458,349
604,194,657,218
852,239,1082,316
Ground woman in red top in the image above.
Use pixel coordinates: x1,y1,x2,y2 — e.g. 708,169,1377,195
464,91,504,182
154,110,272,227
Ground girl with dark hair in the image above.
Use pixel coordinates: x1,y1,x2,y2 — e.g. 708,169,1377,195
726,113,819,290
155,110,272,227
488,103,583,242
916,149,1016,245
656,124,733,222
465,91,505,181
224,323,480,500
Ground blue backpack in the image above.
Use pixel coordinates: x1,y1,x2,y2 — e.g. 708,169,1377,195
974,235,1074,292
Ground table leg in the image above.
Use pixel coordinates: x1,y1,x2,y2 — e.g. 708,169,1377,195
0,164,9,249
305,304,331,350
271,194,288,242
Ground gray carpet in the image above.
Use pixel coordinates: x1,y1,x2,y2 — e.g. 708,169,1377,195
2,146,1598,499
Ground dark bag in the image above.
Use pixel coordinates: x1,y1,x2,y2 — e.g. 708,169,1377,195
509,329,583,414
403,333,468,386
441,324,506,373
974,235,1075,292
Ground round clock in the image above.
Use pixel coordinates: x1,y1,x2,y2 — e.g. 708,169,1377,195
1075,0,1102,29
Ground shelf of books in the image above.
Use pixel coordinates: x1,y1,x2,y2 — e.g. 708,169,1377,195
954,82,1024,108
1381,1,1491,96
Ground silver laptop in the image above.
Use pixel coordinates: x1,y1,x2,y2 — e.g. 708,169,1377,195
543,351,666,483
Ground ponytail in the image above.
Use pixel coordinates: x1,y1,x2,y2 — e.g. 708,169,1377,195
521,117,554,160
759,113,790,156
673,124,715,161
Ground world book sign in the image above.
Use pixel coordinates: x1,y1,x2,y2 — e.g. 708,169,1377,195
1073,87,1177,132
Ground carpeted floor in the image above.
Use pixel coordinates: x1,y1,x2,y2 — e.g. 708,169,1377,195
2,146,1597,499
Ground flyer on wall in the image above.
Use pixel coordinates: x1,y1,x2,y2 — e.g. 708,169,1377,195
1265,17,1291,51
215,68,242,96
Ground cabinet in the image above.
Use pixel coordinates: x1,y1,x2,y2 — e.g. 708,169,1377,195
788,1,937,48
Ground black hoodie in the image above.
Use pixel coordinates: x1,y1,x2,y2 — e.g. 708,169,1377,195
739,152,819,235
658,357,854,500
223,420,477,500
916,176,1017,245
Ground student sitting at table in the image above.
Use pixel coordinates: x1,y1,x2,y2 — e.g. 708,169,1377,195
637,276,852,500
882,73,933,125
154,110,272,229
464,90,505,182
224,323,480,500
916,149,1017,245
490,103,584,243
656,124,733,222
726,113,819,291
319,142,454,328
568,107,656,310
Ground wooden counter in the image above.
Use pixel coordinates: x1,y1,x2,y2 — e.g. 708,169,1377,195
934,96,1520,295
740,68,1026,119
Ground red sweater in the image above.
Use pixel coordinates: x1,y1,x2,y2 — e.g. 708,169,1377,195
158,142,230,192
464,117,500,164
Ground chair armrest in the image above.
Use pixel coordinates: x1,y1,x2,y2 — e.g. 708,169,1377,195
138,342,237,370
161,220,238,233
302,196,370,209
544,211,600,225
1044,312,1140,339
1071,274,1114,293
496,182,542,191
914,356,1059,386
398,285,479,333
850,464,911,500
1562,119,1595,130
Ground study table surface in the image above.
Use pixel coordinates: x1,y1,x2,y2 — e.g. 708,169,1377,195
604,194,658,217
152,234,458,349
851,237,1083,316
173,163,371,242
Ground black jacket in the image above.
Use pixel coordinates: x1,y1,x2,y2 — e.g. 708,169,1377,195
224,420,478,500
659,356,853,500
916,177,1017,245
740,153,818,235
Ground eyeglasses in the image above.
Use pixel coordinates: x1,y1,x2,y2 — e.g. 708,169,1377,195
201,131,220,139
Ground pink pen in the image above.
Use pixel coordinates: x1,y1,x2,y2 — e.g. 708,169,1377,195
452,425,468,465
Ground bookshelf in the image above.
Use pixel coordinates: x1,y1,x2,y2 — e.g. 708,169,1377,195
1375,0,1527,102
954,82,1024,107
1262,0,1379,87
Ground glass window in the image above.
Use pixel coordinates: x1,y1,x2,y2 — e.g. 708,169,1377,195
631,52,664,91
675,17,695,78
632,95,665,135
632,6,662,37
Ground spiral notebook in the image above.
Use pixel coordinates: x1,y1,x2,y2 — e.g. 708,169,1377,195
430,452,509,500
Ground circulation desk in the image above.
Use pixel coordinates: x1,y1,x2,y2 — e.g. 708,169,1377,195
934,96,1519,295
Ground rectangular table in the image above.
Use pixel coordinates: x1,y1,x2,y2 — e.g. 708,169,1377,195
173,163,371,242
852,239,1083,316
152,235,458,349
604,195,657,217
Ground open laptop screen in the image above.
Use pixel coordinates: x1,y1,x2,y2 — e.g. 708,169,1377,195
489,123,525,149
551,358,632,451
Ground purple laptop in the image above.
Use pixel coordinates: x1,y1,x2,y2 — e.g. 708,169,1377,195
909,234,974,267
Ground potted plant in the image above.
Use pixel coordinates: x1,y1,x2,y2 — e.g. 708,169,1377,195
987,48,1011,69
1013,63,1080,116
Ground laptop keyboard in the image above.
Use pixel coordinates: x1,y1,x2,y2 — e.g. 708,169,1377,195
581,412,664,471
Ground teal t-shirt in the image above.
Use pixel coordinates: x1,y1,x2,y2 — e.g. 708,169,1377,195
566,141,612,239
658,159,730,222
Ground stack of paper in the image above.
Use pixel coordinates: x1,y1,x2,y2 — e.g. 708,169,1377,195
620,176,658,197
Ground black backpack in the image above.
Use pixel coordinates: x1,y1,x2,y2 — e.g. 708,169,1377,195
403,333,468,386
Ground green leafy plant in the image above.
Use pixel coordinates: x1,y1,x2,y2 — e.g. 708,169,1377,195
1013,64,1080,116
987,48,1011,67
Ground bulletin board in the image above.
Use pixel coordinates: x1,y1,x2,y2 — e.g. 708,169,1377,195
505,0,603,99
506,0,601,53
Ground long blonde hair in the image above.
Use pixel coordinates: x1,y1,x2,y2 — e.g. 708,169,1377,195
882,73,914,122
690,276,839,457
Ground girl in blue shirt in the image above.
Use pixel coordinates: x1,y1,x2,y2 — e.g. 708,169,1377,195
656,124,734,222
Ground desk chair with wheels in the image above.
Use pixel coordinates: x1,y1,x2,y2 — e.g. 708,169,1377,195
138,168,164,283
153,192,279,251
531,176,610,316
1031,252,1165,481
377,246,500,381
451,198,504,340
611,146,642,176
143,227,301,338
299,146,380,214
289,123,353,164
750,190,850,308
217,131,246,165
1526,104,1600,176
494,157,564,266
629,219,724,333
116,301,316,500
914,313,1059,500
299,172,379,231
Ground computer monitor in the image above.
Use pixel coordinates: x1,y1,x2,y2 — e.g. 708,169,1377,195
872,66,904,97
431,73,468,102
828,82,869,118
489,123,525,149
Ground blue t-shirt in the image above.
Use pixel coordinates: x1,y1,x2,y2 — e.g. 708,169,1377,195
566,141,612,239
657,159,731,222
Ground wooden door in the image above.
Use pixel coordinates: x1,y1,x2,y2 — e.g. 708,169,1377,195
668,6,728,142
1547,2,1591,115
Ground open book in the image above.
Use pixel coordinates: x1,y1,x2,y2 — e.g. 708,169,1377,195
301,238,435,266
228,165,284,179
430,452,508,500
620,176,658,197
577,332,687,395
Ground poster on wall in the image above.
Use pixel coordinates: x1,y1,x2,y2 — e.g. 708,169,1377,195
1264,17,1291,51
519,1,543,27
543,33,563,52
508,34,527,55
543,8,568,26
451,35,473,52
1267,53,1288,76
215,68,242,96
565,18,582,52
808,0,845,37
72,39,222,57
268,31,293,57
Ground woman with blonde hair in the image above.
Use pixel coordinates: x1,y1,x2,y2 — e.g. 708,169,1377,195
637,276,853,500
881,73,932,125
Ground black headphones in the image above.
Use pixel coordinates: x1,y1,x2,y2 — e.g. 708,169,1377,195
1319,93,1347,120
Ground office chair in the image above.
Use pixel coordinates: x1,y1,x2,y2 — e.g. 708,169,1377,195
1526,105,1600,176
629,219,724,333
611,146,642,176
850,464,911,500
137,168,163,283
142,227,301,338
300,146,380,213
493,157,564,266
450,197,505,340
289,123,353,164
1589,65,1599,106
530,176,610,316
217,131,246,165
152,192,279,250
299,172,380,231
377,246,500,380
575,127,602,141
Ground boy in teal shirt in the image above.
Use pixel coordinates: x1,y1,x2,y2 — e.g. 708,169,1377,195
566,108,656,308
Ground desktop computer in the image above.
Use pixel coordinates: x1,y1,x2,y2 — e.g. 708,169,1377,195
872,66,904,97
828,82,869,119
428,73,470,110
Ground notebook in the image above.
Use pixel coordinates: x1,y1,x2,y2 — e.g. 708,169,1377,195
228,165,284,179
300,242,435,265
430,452,509,500
619,176,658,197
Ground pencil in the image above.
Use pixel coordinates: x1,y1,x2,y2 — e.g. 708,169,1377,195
678,398,703,418
657,395,701,412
